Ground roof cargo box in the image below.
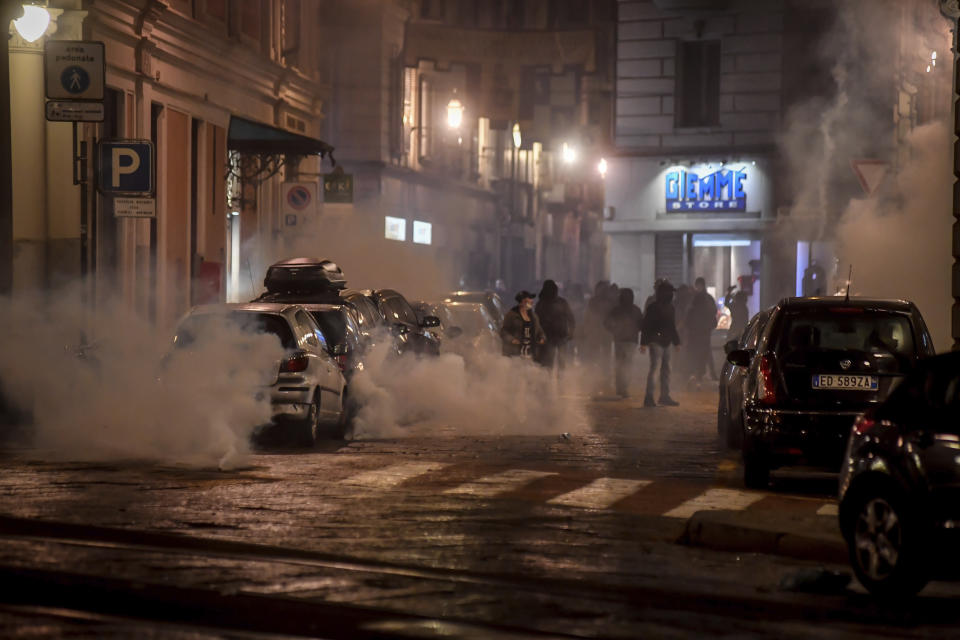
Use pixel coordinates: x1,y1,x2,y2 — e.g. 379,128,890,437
264,258,347,293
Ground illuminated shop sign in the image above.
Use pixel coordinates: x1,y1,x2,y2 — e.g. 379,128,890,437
665,167,747,212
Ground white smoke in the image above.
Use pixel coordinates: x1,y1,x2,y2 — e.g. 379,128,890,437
0,286,285,469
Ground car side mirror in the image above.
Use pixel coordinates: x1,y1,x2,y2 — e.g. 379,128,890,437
727,349,753,368
421,315,441,328
723,339,739,355
392,322,409,336
446,326,464,339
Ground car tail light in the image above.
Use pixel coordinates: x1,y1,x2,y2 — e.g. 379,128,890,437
335,354,348,371
280,352,309,373
853,415,876,435
757,355,778,405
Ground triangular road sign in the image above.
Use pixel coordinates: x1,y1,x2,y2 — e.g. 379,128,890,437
850,159,889,196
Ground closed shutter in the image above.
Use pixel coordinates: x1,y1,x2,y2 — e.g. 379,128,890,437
655,233,684,287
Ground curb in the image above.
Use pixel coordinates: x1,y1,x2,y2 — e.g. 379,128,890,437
678,510,849,565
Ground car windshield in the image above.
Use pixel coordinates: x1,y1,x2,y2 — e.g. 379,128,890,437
776,310,915,357
174,312,296,350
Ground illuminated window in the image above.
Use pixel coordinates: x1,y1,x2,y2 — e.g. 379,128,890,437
385,216,407,241
413,221,432,245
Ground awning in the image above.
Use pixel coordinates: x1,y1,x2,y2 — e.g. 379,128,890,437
227,116,335,158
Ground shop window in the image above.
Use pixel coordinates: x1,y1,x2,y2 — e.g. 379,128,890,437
677,40,721,128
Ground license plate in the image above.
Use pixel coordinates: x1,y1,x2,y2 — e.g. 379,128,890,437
812,374,878,390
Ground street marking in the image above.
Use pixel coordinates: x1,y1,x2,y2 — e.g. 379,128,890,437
663,488,765,519
817,503,839,516
548,478,652,510
444,470,556,498
340,462,449,489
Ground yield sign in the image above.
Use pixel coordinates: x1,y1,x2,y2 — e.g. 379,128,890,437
850,159,889,196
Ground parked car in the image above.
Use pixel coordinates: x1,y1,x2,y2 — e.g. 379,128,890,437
367,289,442,356
442,290,505,329
717,308,772,449
170,303,348,444
340,288,386,346
726,297,935,488
839,351,960,598
416,300,499,356
412,301,463,342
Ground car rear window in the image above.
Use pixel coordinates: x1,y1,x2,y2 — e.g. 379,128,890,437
175,312,296,350
311,310,348,346
776,310,915,357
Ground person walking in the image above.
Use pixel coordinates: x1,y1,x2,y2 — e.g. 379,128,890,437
534,279,576,369
640,280,681,407
501,291,546,359
604,288,644,398
686,277,718,389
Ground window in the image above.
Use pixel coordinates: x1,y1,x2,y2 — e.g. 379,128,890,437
385,216,407,241
384,295,418,325
413,221,432,245
296,310,322,349
677,40,721,127
420,0,445,21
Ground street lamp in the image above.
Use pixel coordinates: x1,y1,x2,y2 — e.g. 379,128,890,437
446,96,463,130
12,4,50,42
598,157,608,178
561,141,577,164
512,123,521,150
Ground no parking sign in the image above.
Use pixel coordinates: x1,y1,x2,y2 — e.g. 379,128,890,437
280,182,318,219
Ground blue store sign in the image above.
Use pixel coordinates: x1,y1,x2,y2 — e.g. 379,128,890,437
665,167,747,212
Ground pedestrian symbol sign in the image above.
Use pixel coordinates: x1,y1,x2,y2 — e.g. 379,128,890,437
61,66,90,94
45,41,104,101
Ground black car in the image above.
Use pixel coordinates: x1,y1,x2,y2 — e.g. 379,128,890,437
717,308,772,449
726,297,935,488
367,289,442,356
340,288,386,346
839,351,960,598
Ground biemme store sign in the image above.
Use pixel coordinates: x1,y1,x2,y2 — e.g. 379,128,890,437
665,167,747,212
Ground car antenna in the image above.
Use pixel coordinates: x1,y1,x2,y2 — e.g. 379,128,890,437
844,264,853,302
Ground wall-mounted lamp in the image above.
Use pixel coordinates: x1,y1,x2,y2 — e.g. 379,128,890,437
597,157,608,178
561,142,577,164
446,95,464,129
512,123,521,150
12,3,51,42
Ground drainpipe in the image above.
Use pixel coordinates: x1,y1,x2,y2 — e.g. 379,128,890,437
940,1,960,349
0,1,18,294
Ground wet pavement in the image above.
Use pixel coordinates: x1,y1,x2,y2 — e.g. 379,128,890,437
0,388,958,637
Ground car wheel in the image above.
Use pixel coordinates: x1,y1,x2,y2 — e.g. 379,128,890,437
743,450,769,489
847,487,929,598
303,391,321,447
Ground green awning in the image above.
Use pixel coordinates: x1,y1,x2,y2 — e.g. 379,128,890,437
227,116,335,158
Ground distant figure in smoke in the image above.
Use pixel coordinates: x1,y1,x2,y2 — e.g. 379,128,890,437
640,279,681,407
724,287,750,342
685,277,718,389
604,288,644,398
802,261,826,297
535,279,576,370
501,291,546,359
582,281,617,390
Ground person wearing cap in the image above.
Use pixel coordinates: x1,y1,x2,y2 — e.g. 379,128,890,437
640,279,681,407
501,291,546,358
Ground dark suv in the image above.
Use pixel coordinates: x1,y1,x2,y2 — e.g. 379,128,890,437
726,297,934,488
839,351,960,598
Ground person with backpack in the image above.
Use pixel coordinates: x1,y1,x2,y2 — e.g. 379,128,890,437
534,279,576,370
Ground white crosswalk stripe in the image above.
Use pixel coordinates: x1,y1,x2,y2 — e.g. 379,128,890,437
548,478,652,510
340,462,450,489
662,488,765,519
444,469,556,498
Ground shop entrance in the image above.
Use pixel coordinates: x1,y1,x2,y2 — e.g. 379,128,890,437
689,233,762,320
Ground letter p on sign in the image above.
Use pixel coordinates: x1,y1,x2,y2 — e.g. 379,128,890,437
112,148,140,188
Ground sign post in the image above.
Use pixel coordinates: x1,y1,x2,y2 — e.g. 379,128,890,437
98,140,156,218
44,40,105,122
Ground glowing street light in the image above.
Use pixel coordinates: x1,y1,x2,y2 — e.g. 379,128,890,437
512,123,521,149
446,96,464,129
598,157,608,178
561,142,577,164
12,4,50,42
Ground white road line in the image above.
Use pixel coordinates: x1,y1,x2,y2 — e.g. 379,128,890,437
444,470,556,498
817,503,839,517
547,478,652,510
663,488,765,519
340,462,449,489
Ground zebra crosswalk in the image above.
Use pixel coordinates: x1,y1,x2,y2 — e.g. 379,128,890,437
329,459,838,521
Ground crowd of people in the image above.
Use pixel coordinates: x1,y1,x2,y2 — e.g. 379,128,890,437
498,276,750,407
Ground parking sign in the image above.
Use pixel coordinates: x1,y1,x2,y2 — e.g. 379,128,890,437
99,141,154,194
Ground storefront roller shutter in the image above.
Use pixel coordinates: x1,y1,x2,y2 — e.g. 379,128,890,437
655,233,684,287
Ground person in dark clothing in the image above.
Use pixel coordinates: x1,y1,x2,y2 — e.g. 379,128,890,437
582,281,616,390
535,279,576,369
604,288,644,397
686,277,718,388
501,291,546,359
724,288,750,342
640,280,681,407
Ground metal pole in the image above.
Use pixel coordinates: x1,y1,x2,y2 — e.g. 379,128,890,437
0,1,18,295
941,1,960,349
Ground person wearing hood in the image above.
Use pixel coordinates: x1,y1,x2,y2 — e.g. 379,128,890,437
534,279,576,369
501,291,546,359
640,280,681,407
604,288,644,398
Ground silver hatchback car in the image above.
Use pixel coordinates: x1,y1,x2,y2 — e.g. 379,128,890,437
171,303,348,443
